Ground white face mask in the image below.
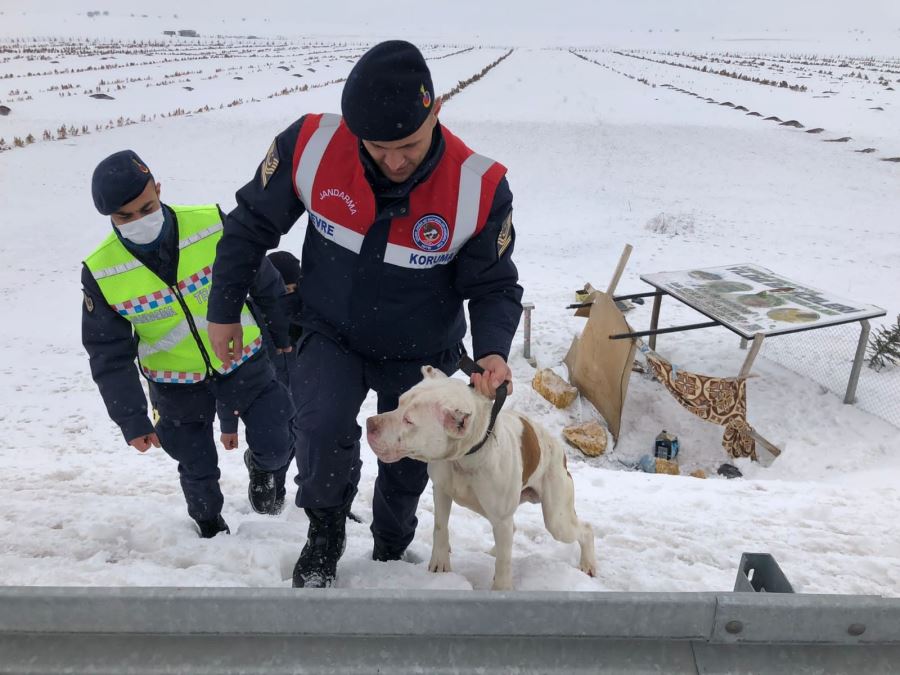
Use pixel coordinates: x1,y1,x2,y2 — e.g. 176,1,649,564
116,208,165,245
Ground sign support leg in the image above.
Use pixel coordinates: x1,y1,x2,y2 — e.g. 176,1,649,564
844,319,871,404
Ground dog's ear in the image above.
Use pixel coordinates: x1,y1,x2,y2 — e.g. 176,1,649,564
441,407,471,438
421,365,447,380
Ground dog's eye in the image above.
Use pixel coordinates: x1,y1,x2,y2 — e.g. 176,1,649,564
403,415,414,426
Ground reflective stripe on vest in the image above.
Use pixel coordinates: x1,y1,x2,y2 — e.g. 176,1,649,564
91,258,143,281
141,335,262,382
293,114,503,269
84,205,262,383
91,223,223,284
383,151,496,269
137,311,254,358
295,114,365,256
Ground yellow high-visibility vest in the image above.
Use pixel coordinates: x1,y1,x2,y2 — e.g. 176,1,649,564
84,204,262,383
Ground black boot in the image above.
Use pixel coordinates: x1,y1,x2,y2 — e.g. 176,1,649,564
195,514,230,539
244,449,277,515
292,506,348,588
273,472,287,515
372,539,422,563
273,452,294,516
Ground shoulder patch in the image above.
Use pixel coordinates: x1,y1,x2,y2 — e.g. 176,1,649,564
260,139,280,189
83,290,95,313
497,211,513,257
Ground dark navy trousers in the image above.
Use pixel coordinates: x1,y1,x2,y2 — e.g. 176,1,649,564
290,331,460,553
150,353,295,522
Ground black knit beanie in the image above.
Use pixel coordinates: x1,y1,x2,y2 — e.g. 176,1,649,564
341,40,434,141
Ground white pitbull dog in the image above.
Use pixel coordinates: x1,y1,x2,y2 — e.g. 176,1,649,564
366,366,597,591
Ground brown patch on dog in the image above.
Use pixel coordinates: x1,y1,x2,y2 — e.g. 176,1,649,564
520,419,541,486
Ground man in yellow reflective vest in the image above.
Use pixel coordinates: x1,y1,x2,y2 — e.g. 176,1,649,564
81,150,296,537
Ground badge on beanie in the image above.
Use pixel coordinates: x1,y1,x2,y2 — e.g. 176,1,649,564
260,139,280,189
420,84,432,109
497,211,513,257
132,158,150,174
83,290,95,313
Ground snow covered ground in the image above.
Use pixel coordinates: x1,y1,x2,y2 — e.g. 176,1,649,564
1,5,899,596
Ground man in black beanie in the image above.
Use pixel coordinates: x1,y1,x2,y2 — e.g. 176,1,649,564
81,150,297,537
207,40,523,588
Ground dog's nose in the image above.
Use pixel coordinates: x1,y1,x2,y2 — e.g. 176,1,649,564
366,417,380,435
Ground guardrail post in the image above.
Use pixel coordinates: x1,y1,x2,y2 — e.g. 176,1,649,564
734,553,794,593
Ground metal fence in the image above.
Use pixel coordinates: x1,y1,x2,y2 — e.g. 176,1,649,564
759,320,900,430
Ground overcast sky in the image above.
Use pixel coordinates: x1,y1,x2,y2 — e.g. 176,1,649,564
4,0,900,40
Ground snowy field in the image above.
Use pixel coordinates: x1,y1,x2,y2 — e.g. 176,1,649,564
1,3,899,596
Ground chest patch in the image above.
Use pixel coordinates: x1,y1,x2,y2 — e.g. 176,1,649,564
412,214,450,252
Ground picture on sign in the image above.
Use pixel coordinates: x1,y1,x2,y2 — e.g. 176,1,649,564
641,264,885,338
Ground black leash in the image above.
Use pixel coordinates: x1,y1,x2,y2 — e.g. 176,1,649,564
458,355,509,456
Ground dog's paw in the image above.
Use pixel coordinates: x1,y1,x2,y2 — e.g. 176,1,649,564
579,560,597,577
428,554,452,573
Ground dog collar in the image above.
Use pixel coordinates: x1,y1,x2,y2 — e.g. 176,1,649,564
458,355,509,456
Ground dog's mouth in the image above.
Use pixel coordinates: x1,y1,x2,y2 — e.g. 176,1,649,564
368,438,407,465
372,449,406,464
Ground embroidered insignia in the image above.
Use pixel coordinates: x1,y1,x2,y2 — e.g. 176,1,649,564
260,139,280,189
132,158,150,174
152,407,160,425
497,211,513,257
412,214,449,252
83,290,94,312
420,84,432,109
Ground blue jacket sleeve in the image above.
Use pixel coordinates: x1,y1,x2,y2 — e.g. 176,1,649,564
248,250,291,350
208,117,308,324
217,399,239,435
454,176,524,361
81,264,155,442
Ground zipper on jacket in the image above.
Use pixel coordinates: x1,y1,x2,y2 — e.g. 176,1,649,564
172,285,215,378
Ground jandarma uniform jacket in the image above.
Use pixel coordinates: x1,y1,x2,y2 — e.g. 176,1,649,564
208,114,524,361
81,204,288,441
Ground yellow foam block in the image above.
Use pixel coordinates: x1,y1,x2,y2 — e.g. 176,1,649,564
562,420,608,457
532,368,578,409
655,458,681,475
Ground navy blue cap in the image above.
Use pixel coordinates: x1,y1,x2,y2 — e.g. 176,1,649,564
341,40,434,142
91,150,154,215
267,251,301,286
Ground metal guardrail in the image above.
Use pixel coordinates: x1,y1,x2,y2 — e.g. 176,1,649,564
1,587,899,674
